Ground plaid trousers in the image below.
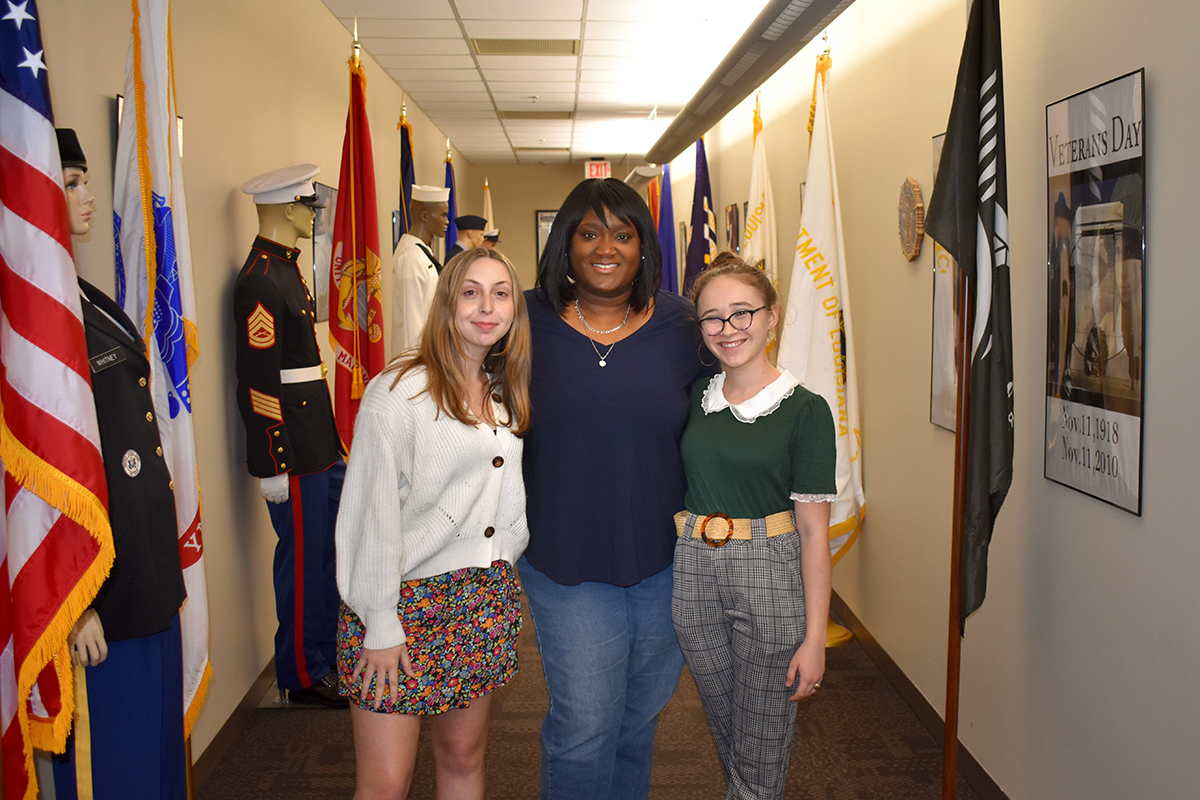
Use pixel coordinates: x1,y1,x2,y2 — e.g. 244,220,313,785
671,518,809,800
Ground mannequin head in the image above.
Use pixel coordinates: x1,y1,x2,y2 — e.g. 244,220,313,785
240,163,325,248
56,128,95,237
455,214,487,247
409,200,450,246
254,202,315,248
407,185,450,247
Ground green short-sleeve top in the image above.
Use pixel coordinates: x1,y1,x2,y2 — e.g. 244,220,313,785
681,370,837,519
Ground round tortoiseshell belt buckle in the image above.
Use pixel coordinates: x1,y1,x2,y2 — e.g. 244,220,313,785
700,512,734,547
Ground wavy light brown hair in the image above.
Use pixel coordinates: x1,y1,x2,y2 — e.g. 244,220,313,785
690,250,779,311
385,248,531,434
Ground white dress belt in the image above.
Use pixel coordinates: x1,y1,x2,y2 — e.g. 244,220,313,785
280,364,326,384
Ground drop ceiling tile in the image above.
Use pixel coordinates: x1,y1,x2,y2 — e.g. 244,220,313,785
399,81,489,93
461,20,581,39
486,81,577,94
455,0,582,20
389,69,481,81
344,19,463,38
479,69,578,83
362,38,470,56
415,100,498,112
475,55,579,71
492,93,575,104
579,39,644,57
373,54,477,70
584,0,730,21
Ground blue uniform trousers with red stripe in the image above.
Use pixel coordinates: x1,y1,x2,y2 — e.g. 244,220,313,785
51,614,186,800
266,459,344,691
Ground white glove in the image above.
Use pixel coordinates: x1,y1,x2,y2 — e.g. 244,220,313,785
260,474,290,504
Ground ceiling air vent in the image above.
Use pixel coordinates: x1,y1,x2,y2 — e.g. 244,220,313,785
513,147,571,154
472,38,580,56
500,111,574,120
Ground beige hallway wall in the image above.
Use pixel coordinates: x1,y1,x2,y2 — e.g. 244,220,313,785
691,0,1200,797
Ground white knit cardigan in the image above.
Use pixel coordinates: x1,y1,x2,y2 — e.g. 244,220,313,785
335,365,529,650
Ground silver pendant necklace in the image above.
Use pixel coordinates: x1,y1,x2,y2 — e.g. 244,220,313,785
575,298,631,335
587,337,616,368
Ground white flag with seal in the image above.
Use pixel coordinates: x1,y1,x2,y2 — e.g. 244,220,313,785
113,0,211,733
777,55,865,564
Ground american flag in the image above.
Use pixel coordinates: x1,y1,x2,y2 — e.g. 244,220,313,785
0,2,115,797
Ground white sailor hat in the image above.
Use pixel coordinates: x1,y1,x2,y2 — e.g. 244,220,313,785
412,185,450,203
484,229,500,241
240,164,325,207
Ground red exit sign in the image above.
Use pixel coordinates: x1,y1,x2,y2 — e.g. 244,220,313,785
586,160,611,179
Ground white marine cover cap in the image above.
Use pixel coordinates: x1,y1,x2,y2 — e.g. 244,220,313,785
241,163,322,206
412,185,450,203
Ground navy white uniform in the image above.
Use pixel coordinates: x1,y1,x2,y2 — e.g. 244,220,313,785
234,235,344,693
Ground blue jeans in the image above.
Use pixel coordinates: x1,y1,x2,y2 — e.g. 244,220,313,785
518,556,684,800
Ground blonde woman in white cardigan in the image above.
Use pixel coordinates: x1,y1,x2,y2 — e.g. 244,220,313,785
335,248,532,800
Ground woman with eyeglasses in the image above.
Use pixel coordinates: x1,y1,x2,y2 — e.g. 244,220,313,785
673,252,835,799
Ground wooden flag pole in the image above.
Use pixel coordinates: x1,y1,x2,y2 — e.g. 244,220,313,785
942,256,976,800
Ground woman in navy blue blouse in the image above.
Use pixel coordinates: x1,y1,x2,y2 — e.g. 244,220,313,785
519,178,712,799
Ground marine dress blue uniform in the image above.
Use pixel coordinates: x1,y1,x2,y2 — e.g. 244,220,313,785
234,235,344,698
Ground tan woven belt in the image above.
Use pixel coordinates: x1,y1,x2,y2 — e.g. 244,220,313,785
673,509,795,548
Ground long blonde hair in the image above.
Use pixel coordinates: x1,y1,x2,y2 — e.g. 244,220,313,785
385,248,531,434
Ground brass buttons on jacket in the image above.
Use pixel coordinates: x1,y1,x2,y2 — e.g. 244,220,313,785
146,411,154,422
156,446,163,457
492,456,504,468
139,377,147,387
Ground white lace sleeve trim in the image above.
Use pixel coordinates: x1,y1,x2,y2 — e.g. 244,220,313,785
791,492,837,503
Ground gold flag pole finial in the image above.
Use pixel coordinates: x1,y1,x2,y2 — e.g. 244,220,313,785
351,15,362,67
446,138,452,160
400,91,407,125
822,29,830,55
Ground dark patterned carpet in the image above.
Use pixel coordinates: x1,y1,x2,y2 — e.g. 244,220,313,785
198,607,981,799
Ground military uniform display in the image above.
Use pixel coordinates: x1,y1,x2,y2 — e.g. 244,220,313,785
391,232,441,355
234,234,344,696
52,278,188,800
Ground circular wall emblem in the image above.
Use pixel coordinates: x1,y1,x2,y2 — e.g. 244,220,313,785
898,176,925,262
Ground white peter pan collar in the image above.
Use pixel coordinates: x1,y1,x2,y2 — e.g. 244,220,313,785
701,369,800,423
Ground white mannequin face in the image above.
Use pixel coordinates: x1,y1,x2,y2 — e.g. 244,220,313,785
289,202,315,240
462,228,485,247
63,167,95,236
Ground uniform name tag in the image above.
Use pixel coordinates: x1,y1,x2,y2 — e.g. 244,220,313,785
89,347,126,373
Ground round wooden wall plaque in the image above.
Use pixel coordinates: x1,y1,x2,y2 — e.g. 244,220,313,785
898,176,924,262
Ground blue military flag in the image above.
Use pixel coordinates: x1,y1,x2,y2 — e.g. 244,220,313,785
684,137,717,297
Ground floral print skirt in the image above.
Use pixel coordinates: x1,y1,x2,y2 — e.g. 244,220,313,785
337,559,521,715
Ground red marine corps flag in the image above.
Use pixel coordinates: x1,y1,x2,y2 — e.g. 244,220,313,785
329,32,385,448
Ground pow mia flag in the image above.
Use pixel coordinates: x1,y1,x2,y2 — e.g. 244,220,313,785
924,0,1015,630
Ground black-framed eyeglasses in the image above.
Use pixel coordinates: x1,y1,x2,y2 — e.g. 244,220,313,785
698,306,769,336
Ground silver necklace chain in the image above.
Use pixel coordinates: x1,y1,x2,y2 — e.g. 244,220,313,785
575,299,631,335
587,337,617,368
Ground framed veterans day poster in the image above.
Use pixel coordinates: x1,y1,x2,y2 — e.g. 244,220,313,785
1044,70,1145,514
